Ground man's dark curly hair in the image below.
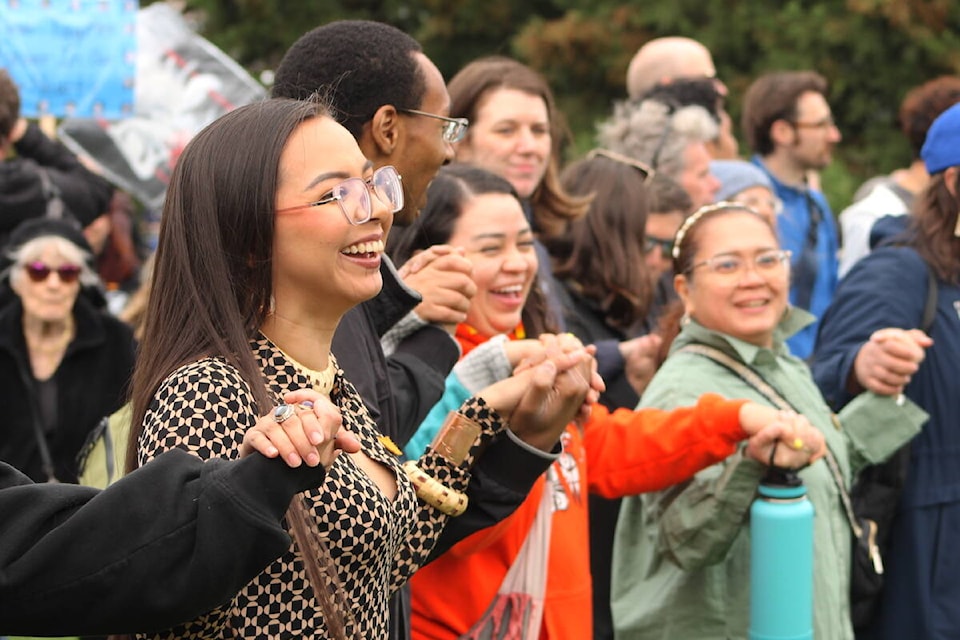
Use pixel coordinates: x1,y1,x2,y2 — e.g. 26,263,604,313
272,20,426,139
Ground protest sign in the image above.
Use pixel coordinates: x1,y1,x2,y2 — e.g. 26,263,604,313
57,2,265,225
0,1,137,119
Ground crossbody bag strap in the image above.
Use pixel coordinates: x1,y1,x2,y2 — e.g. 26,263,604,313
13,353,60,483
677,343,861,537
922,266,938,334
792,190,823,311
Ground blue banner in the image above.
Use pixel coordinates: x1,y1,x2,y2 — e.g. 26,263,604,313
57,2,266,220
0,0,137,119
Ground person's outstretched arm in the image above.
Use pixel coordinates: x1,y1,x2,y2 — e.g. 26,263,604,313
0,449,326,637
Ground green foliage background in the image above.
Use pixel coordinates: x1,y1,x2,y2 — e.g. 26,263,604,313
162,0,960,212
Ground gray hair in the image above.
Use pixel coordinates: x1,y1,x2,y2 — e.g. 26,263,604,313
596,99,718,180
6,235,99,289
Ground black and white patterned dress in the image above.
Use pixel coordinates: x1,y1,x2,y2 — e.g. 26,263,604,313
135,335,503,639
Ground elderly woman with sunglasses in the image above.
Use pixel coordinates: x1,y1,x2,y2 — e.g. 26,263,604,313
0,217,136,483
611,202,930,640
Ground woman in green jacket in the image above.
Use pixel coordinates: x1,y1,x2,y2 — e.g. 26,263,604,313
611,202,930,640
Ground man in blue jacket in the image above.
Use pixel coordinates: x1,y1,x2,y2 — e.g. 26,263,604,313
742,70,842,359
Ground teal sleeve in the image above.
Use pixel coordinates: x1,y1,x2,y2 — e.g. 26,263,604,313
402,372,472,459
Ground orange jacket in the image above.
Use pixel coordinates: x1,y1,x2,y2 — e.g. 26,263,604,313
410,393,749,640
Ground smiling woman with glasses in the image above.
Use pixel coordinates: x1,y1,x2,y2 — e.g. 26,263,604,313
276,164,404,223
611,201,928,640
0,217,136,484
126,98,582,640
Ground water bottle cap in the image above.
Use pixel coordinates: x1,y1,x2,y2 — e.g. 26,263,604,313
761,466,803,488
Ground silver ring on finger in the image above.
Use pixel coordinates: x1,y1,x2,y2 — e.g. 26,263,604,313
273,404,295,424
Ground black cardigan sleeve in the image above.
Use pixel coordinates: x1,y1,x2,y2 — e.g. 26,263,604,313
0,449,325,636
8,122,114,228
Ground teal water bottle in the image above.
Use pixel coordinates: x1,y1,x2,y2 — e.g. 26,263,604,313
749,467,814,640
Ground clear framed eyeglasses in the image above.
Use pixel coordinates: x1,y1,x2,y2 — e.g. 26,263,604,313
276,165,404,224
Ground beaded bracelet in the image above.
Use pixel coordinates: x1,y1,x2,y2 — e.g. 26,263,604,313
402,460,469,517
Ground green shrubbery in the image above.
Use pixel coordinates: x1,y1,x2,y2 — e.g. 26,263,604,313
175,0,960,211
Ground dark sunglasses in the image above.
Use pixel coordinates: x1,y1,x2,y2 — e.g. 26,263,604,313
644,236,674,260
24,262,82,284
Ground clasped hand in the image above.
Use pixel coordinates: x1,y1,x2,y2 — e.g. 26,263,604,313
738,403,826,469
241,389,361,469
398,245,476,333
852,328,932,396
478,333,605,451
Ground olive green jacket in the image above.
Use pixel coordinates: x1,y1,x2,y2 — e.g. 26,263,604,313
611,312,928,640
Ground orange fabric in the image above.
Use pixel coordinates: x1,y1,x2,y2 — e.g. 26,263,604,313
455,322,525,356
410,324,751,640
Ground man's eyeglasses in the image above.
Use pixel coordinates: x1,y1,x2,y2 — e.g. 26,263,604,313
24,262,82,284
643,236,674,260
276,165,404,225
688,249,792,278
585,148,656,182
398,108,469,144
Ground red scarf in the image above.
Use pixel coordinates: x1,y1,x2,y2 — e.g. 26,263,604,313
455,323,526,356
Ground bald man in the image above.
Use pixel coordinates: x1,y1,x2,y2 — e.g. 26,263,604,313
625,36,736,159
626,36,727,99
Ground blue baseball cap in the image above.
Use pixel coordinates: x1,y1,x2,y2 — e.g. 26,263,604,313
921,102,960,174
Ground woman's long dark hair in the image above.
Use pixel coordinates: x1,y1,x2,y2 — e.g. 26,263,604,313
388,163,558,337
554,155,654,331
908,171,960,285
125,97,349,639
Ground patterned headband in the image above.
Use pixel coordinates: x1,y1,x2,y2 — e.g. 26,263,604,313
671,201,763,260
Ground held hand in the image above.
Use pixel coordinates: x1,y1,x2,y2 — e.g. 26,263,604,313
479,346,593,451
518,334,605,404
743,411,826,469
738,402,791,436
851,328,932,396
620,333,663,396
399,245,476,332
503,339,553,368
509,334,604,425
240,389,359,469
398,244,462,277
